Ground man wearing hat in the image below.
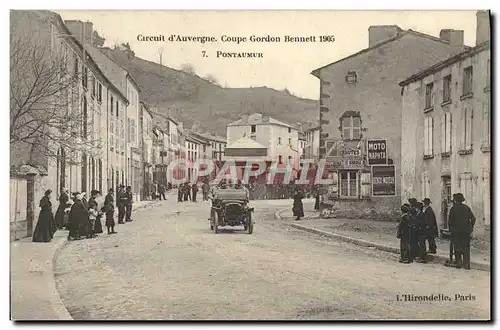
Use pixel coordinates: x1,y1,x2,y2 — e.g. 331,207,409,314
422,198,438,254
125,186,133,222
68,192,88,240
448,193,476,269
117,185,127,224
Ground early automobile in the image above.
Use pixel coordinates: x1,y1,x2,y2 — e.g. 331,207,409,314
209,188,254,234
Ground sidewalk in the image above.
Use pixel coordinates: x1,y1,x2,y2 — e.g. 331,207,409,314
10,199,158,321
277,208,490,272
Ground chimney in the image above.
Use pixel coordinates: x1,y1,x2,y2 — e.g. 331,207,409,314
64,20,93,44
439,29,464,46
368,25,402,47
476,10,490,45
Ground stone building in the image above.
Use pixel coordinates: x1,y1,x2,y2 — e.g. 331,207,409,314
227,113,300,167
10,11,128,238
140,102,154,199
311,24,469,220
400,11,490,235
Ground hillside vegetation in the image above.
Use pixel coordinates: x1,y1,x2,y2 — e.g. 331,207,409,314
103,48,319,135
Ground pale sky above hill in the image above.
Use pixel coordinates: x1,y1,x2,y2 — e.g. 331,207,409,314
56,10,477,99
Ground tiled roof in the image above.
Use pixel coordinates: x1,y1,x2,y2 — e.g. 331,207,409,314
226,136,267,149
228,113,295,129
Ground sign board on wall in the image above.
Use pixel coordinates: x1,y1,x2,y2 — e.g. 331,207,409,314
372,165,396,196
367,140,387,165
325,140,365,170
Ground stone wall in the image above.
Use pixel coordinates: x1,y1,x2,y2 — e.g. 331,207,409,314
320,197,400,222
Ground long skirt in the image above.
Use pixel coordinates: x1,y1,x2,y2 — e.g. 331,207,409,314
105,211,115,227
54,206,65,229
94,215,103,234
32,210,54,242
293,202,304,217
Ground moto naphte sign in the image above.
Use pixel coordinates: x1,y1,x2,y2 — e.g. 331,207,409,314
367,140,387,165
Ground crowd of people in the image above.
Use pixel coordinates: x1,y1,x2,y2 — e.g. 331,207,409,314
397,193,476,270
32,185,136,243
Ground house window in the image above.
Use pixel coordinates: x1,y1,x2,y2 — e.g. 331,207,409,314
459,173,473,206
341,116,361,140
288,137,292,145
251,125,256,133
110,96,114,114
73,56,79,77
463,66,473,96
463,107,473,150
116,100,119,117
420,172,430,200
278,137,282,145
340,170,358,198
425,82,434,109
98,83,102,103
82,66,88,89
278,155,283,164
81,153,88,193
91,76,96,98
288,156,293,165
203,145,206,152
424,116,434,156
345,71,357,84
82,96,88,138
288,127,291,133
98,159,103,192
443,75,452,103
483,97,490,149
441,112,452,153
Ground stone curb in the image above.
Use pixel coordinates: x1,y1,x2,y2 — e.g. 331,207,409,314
50,200,161,320
288,221,490,272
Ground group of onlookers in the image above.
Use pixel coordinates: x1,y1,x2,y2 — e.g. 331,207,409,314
398,193,475,269
32,185,135,242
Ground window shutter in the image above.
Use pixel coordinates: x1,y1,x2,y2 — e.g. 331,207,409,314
420,172,426,200
441,115,446,153
430,117,434,155
424,117,429,155
360,172,371,198
468,109,473,149
447,113,452,152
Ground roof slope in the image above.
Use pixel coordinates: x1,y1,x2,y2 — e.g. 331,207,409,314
228,113,295,128
400,40,490,86
311,29,470,76
226,136,267,149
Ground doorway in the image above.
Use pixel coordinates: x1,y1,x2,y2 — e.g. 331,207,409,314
441,175,452,230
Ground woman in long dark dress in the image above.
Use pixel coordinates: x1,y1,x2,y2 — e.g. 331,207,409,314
68,193,88,241
54,188,70,230
293,189,305,220
32,190,54,242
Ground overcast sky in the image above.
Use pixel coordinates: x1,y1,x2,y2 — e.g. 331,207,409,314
56,11,478,99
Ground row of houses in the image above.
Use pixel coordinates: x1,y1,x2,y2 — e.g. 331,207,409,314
308,11,490,236
9,11,227,239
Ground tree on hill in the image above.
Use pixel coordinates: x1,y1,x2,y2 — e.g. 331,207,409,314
91,30,105,47
180,63,197,76
115,42,135,60
204,74,220,86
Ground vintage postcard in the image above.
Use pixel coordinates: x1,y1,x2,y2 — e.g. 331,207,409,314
10,9,491,321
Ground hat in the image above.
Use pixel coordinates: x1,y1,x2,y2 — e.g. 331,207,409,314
44,189,52,196
422,198,431,205
108,188,114,193
119,184,125,188
72,192,80,197
408,198,418,206
453,193,465,203
401,204,411,213
91,189,100,195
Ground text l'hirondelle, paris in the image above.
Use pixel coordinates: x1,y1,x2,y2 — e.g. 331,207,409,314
136,34,334,44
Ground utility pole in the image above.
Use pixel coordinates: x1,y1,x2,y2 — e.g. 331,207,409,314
158,47,164,65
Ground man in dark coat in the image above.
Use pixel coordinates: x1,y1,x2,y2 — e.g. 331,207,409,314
202,181,210,201
184,182,191,201
448,193,476,270
422,198,438,254
158,184,166,200
407,198,420,262
397,204,412,263
79,192,90,238
178,184,183,202
125,186,133,222
117,185,127,224
103,188,117,234
293,189,305,220
192,183,198,202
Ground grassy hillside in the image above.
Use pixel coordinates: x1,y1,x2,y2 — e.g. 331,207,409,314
103,48,319,136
